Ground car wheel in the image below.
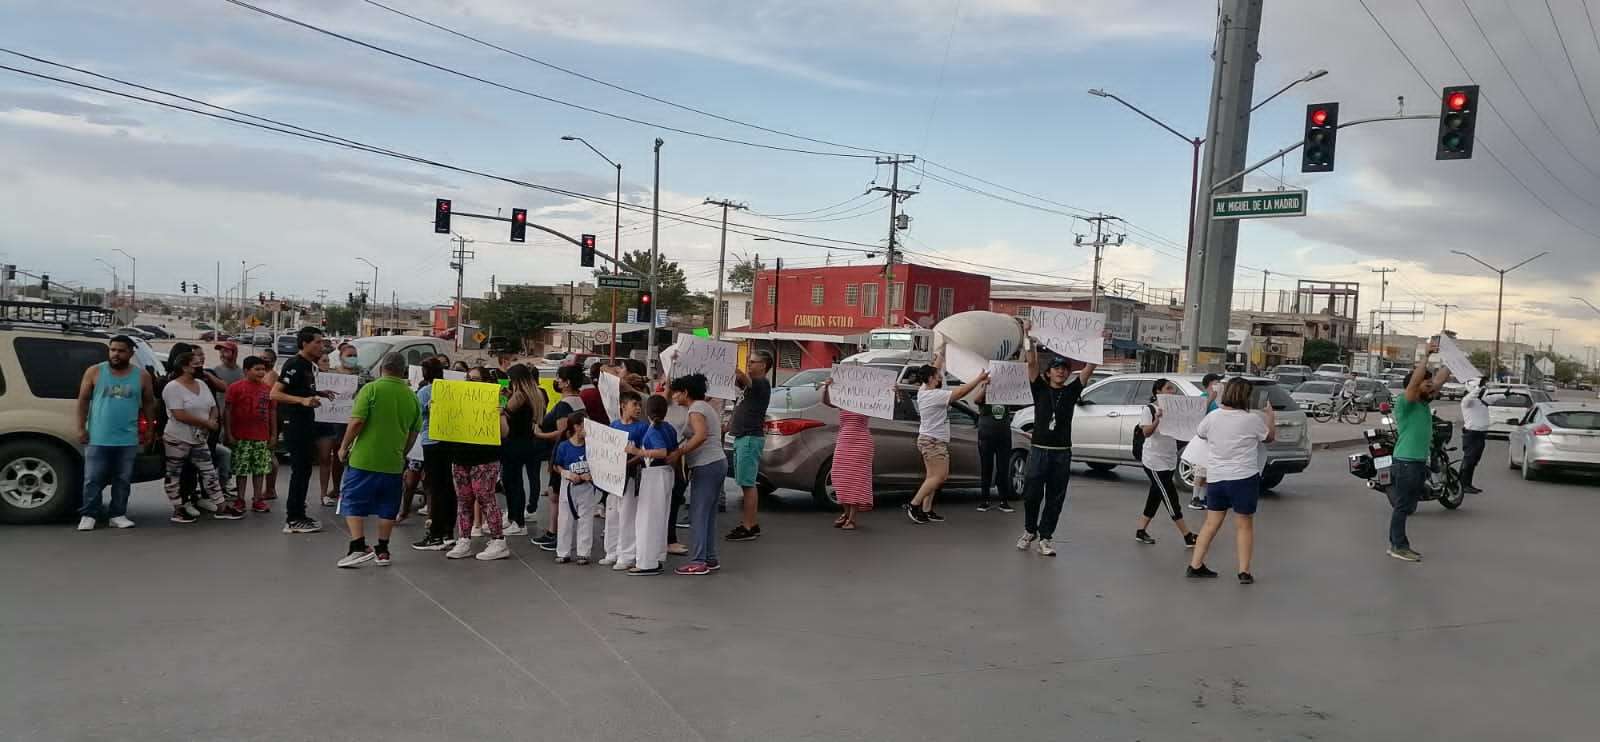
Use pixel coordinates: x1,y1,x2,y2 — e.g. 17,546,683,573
0,440,79,524
1521,456,1538,481
1009,450,1028,498
1086,461,1117,473
1508,442,1520,469
1259,471,1285,491
810,457,840,510
1175,459,1196,492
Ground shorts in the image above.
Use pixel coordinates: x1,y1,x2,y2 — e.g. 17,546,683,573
916,435,949,461
316,422,347,441
337,467,404,519
733,435,764,487
231,439,273,477
1204,475,1261,515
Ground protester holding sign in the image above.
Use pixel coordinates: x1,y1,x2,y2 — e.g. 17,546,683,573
333,352,421,568
727,350,773,543
443,375,511,562
1134,379,1196,549
314,344,361,508
410,359,458,552
973,383,1017,514
821,377,875,530
602,391,651,570
670,373,726,576
904,358,987,525
1015,323,1101,557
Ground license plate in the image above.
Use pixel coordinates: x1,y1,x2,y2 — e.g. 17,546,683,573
1374,455,1392,469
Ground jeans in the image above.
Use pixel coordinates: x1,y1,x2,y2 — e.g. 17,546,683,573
80,445,138,519
1023,447,1073,539
500,438,542,526
687,459,728,564
283,422,317,522
1389,459,1426,550
978,435,1011,503
1460,429,1486,487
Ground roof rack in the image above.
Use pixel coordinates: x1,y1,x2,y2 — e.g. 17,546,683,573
0,299,114,331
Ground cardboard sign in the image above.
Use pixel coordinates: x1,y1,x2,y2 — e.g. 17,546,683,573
599,370,621,421
941,336,990,383
408,364,424,389
584,421,629,496
1030,307,1106,365
427,379,500,445
828,363,898,420
672,335,738,399
659,342,679,380
984,360,1033,405
443,369,467,381
313,372,359,424
1438,334,1481,383
1155,395,1210,442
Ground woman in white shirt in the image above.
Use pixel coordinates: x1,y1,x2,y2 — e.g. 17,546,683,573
1186,378,1275,584
1135,379,1196,548
162,351,243,523
904,359,986,525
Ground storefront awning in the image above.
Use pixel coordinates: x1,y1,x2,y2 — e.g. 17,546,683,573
723,329,870,345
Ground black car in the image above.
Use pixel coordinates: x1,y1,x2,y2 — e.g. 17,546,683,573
134,324,173,339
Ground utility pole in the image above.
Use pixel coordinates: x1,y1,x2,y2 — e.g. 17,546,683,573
871,156,918,327
1435,303,1457,333
645,138,663,372
354,280,371,337
450,234,475,351
214,262,221,329
1452,250,1547,387
1076,214,1125,314
705,197,749,340
1373,304,1425,375
1260,270,1270,312
1507,321,1524,379
1547,328,1559,355
1370,267,1397,305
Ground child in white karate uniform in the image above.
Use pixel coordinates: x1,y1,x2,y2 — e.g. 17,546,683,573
602,391,650,570
626,395,680,576
553,412,596,564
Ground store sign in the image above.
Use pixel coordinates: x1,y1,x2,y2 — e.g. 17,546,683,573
793,314,859,329
1136,316,1180,347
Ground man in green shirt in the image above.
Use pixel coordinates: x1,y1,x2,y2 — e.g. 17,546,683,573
1388,345,1451,563
334,352,422,568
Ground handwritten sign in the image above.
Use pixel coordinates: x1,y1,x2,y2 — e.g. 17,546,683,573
599,370,621,421
408,364,424,389
984,360,1033,405
1155,395,1210,441
672,335,738,399
444,369,467,382
659,342,679,380
829,363,898,420
427,380,500,445
313,372,359,424
941,336,989,383
584,420,628,496
1438,334,1481,383
1030,307,1106,365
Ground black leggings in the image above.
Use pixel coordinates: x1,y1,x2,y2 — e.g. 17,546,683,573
1142,467,1183,520
978,436,1012,502
667,472,687,544
500,439,543,526
423,444,457,540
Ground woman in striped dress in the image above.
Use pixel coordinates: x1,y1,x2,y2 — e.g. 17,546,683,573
821,378,873,530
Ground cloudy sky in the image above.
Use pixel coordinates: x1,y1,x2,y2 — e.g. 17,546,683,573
3,0,1600,355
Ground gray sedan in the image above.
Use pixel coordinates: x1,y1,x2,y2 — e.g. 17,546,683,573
1507,402,1600,481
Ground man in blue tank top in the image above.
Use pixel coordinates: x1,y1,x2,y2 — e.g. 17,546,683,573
74,335,155,530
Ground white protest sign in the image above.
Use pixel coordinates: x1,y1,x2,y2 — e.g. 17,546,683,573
584,420,629,496
1155,394,1210,442
444,369,467,381
599,370,621,422
672,335,738,399
940,336,990,383
984,360,1033,405
1438,334,1481,382
408,364,424,389
828,363,898,420
1030,307,1106,364
313,372,359,424
659,342,679,380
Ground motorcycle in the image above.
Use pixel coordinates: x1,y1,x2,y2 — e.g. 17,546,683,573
1346,403,1465,509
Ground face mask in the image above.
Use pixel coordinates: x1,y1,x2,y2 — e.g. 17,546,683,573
341,356,358,369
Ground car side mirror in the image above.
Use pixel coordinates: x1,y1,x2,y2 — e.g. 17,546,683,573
1077,398,1092,406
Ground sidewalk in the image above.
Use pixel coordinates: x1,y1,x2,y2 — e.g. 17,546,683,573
1307,402,1463,451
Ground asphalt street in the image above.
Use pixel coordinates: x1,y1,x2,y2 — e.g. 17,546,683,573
4,433,1598,741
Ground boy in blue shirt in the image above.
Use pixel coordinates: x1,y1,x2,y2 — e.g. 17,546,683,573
626,395,681,575
603,391,652,570
552,413,595,564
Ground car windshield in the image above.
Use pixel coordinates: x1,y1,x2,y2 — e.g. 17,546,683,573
1485,393,1533,408
1356,380,1382,392
349,337,395,371
780,368,830,387
1295,381,1337,394
1252,382,1299,411
1548,411,1600,430
868,332,916,350
1316,364,1344,373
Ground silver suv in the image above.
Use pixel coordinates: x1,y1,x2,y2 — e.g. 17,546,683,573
1010,373,1311,493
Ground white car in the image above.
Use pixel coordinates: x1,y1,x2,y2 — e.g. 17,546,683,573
1507,402,1600,481
1313,363,1350,380
1481,385,1553,438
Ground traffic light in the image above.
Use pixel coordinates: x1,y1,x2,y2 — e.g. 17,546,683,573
40,274,49,291
580,233,597,267
1436,84,1479,160
434,198,452,234
192,283,200,295
638,291,652,318
269,291,275,301
1300,102,1339,173
510,208,527,242
2,264,14,281
180,281,187,292
258,292,266,304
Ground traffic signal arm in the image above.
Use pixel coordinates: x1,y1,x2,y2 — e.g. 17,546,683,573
1212,112,1445,194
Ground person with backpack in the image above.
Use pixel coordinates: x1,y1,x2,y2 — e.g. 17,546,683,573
1133,379,1196,548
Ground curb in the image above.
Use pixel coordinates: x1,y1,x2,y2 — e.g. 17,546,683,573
1313,437,1368,452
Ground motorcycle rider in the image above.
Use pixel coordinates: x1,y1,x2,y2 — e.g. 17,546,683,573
1388,344,1451,563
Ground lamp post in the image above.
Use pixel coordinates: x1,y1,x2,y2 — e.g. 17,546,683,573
93,258,118,309
112,248,136,313
646,137,663,375
357,257,379,336
562,135,624,361
1452,249,1547,381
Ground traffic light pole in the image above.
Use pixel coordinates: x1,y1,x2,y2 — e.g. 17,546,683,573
1209,113,1441,194
646,138,663,376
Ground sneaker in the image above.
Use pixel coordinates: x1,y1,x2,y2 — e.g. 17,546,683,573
251,500,271,513
598,556,617,566
531,532,556,546
476,539,511,561
1387,547,1423,562
1237,571,1254,585
182,503,202,518
446,539,475,559
1187,496,1205,511
1462,485,1483,494
77,516,96,531
975,501,991,512
904,504,929,525
170,508,197,524
725,525,759,541
109,516,135,529
282,518,322,534
1184,533,1198,549
194,498,218,513
503,523,528,537
996,501,1015,513
1016,531,1036,550
667,543,689,556
1036,538,1057,557
612,560,634,572
1186,564,1219,578
1134,529,1156,545
675,562,713,576
555,556,572,564
418,505,430,516
321,495,337,507
627,566,662,576
537,538,557,552
575,556,590,565
412,535,449,551
213,503,246,520
375,550,392,566
705,561,721,571
337,548,375,568
925,511,946,523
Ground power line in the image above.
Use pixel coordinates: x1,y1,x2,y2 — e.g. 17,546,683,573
1543,0,1600,137
220,0,877,160
748,191,873,219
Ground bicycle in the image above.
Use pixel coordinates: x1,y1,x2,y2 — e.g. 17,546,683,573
1311,395,1367,424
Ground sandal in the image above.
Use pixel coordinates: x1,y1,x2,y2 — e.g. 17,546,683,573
840,521,858,531
833,513,848,528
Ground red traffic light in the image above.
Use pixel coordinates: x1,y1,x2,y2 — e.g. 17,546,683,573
513,211,525,222
439,201,450,212
1447,90,1469,110
640,293,651,305
1310,108,1329,126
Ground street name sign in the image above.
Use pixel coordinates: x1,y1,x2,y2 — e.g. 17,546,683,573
1211,190,1307,220
597,275,642,290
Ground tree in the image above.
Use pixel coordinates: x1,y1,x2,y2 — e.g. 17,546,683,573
1467,349,1505,379
1301,338,1342,367
478,286,563,351
585,249,690,322
323,305,357,336
726,253,766,293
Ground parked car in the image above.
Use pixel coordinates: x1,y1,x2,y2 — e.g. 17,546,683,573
275,333,298,356
1507,402,1600,480
1438,380,1467,400
1009,373,1311,492
1313,363,1350,380
192,321,213,331
1482,385,1554,438
133,324,173,340
199,330,229,342
348,335,453,374
1272,371,1310,389
1290,380,1340,409
112,326,154,340
1352,378,1393,409
1271,364,1312,377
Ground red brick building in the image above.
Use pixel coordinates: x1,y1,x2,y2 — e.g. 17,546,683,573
728,263,990,375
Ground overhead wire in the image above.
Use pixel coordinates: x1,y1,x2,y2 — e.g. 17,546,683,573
1542,0,1600,137
748,191,873,219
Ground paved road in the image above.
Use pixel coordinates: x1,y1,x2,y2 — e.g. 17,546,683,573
4,434,1598,740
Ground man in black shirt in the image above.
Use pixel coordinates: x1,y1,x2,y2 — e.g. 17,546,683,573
270,327,334,534
1017,334,1099,557
726,350,773,542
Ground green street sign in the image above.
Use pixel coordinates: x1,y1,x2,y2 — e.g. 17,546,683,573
1211,190,1307,220
597,274,643,290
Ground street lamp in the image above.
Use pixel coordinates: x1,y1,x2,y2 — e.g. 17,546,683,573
93,258,118,308
357,257,379,336
562,135,624,361
1452,249,1548,380
112,248,135,312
